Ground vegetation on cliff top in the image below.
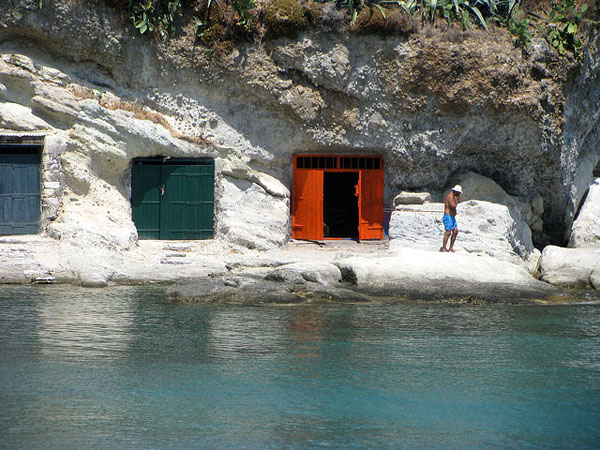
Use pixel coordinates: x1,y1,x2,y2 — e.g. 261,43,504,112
80,0,598,56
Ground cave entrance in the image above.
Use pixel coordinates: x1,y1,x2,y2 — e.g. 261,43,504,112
292,154,384,241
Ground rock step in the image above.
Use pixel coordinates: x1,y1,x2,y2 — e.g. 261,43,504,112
0,239,28,244
160,258,191,265
163,245,191,252
31,275,56,284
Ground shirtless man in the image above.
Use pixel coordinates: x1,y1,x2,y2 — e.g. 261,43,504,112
441,185,462,252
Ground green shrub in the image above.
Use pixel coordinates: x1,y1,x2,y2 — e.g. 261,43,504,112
508,6,534,49
233,0,257,29
546,0,588,55
114,0,592,58
130,0,183,38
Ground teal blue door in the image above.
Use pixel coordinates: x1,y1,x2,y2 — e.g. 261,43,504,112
0,152,41,235
131,159,214,240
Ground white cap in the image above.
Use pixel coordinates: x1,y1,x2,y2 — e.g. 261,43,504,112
452,185,463,193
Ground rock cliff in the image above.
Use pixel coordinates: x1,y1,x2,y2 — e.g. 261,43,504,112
0,0,599,250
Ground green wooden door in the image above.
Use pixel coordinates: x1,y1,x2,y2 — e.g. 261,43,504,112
131,159,214,240
161,164,214,239
131,162,161,239
0,153,40,235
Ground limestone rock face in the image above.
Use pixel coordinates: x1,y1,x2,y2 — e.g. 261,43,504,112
0,0,599,253
456,171,539,229
0,52,291,251
389,199,538,268
539,245,600,289
216,177,290,250
273,38,351,92
393,191,431,206
0,101,52,131
569,178,600,248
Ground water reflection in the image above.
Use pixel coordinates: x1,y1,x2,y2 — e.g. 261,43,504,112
205,307,288,360
1,287,599,449
34,286,136,360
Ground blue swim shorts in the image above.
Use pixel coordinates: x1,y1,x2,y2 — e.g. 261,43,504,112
443,214,457,231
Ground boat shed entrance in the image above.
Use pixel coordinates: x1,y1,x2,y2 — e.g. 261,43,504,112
130,157,214,240
0,142,41,235
292,154,384,241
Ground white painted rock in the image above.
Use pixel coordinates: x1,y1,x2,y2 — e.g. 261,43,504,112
47,219,137,251
539,245,600,289
221,157,289,198
388,200,537,267
569,178,600,248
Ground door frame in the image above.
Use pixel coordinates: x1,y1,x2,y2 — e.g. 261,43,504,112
292,154,384,241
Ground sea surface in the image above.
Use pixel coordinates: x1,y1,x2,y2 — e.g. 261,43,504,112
1,285,599,449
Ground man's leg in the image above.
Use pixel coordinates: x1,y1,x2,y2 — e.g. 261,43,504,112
449,228,458,252
441,230,451,252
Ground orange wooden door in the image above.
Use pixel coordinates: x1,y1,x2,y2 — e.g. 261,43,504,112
358,168,384,240
292,169,324,240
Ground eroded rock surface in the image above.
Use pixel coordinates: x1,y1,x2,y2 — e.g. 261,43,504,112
569,178,600,248
165,275,369,304
165,245,559,304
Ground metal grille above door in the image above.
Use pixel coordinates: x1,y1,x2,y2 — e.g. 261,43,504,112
131,158,214,240
295,155,382,170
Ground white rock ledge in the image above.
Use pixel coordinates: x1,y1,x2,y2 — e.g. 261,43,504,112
539,245,600,289
334,248,556,301
0,237,592,303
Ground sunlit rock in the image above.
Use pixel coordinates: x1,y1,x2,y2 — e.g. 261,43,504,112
539,245,600,289
389,200,538,269
569,178,600,248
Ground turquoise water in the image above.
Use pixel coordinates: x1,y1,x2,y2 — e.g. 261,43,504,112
1,286,600,449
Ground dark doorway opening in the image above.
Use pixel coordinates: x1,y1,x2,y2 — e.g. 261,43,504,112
323,172,359,238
